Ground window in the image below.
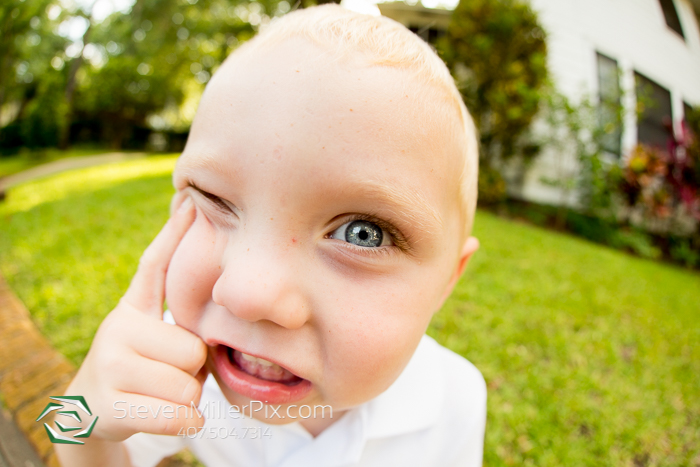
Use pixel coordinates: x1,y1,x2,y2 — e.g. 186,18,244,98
635,72,673,148
596,53,622,155
658,0,685,39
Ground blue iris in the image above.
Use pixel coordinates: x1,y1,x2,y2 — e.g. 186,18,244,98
345,220,383,247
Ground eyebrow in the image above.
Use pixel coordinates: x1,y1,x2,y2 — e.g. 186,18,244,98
175,152,231,182
349,178,444,241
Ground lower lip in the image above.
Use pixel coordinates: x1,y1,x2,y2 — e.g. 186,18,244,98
213,345,313,405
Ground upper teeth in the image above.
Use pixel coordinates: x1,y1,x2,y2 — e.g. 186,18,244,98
240,352,276,368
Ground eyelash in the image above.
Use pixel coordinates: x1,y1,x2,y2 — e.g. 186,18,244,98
189,182,232,213
204,194,231,213
187,181,411,255
187,183,239,230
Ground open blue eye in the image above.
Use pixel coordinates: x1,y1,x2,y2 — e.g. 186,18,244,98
346,220,382,247
330,220,388,247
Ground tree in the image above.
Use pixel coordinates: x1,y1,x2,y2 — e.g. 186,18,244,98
70,0,290,148
0,0,55,110
0,0,70,151
439,0,548,196
2,0,340,152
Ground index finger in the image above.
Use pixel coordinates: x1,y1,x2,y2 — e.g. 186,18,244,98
123,196,195,316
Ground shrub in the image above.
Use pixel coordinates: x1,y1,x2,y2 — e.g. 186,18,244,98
478,165,508,205
564,211,619,245
537,91,624,220
609,228,661,259
670,239,700,268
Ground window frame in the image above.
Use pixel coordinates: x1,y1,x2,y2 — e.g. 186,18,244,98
657,0,685,40
634,71,674,149
596,52,623,156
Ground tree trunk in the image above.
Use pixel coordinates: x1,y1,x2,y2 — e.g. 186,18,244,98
0,54,8,117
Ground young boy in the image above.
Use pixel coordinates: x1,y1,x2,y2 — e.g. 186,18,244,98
56,5,485,466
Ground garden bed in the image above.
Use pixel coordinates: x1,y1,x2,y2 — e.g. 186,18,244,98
483,198,700,270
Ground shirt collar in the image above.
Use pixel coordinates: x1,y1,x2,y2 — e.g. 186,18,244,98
273,335,445,467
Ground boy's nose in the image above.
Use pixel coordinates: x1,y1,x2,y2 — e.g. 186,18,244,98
211,237,312,330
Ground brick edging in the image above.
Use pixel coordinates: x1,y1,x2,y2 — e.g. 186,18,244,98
0,275,75,467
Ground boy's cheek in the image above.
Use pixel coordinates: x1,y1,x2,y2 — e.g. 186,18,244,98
320,289,432,406
322,337,419,409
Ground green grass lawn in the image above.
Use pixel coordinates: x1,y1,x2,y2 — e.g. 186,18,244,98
1,158,698,466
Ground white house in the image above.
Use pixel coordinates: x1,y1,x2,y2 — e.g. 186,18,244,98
376,0,700,205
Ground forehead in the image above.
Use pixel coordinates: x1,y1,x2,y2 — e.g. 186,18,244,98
177,38,463,232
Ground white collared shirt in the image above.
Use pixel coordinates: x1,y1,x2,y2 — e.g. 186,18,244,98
125,335,487,467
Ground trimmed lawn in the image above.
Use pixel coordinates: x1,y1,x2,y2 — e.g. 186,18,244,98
1,157,698,466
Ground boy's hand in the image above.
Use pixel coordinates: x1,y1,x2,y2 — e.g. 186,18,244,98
65,197,207,441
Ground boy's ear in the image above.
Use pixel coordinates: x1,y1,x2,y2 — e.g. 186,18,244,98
437,236,479,308
170,191,190,216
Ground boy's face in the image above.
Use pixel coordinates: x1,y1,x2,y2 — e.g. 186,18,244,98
166,38,474,424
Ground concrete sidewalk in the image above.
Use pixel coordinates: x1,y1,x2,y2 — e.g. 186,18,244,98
0,408,46,467
0,152,146,194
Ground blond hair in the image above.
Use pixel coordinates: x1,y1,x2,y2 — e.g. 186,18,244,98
237,4,478,237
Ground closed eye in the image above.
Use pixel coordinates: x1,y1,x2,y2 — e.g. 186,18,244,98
187,181,234,213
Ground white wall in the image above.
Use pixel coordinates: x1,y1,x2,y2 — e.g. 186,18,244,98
530,0,700,105
521,0,700,205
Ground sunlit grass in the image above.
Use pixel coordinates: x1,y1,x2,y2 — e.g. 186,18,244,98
0,157,698,466
0,147,117,179
0,156,177,363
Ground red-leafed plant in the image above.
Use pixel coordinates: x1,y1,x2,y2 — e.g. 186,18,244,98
620,121,700,225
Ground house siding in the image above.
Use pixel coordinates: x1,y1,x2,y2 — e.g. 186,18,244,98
522,0,700,204
378,0,700,205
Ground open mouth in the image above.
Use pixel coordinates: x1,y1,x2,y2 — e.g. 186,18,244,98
230,348,302,384
213,345,312,405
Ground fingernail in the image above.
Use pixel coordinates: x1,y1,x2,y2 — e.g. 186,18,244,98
178,197,193,213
